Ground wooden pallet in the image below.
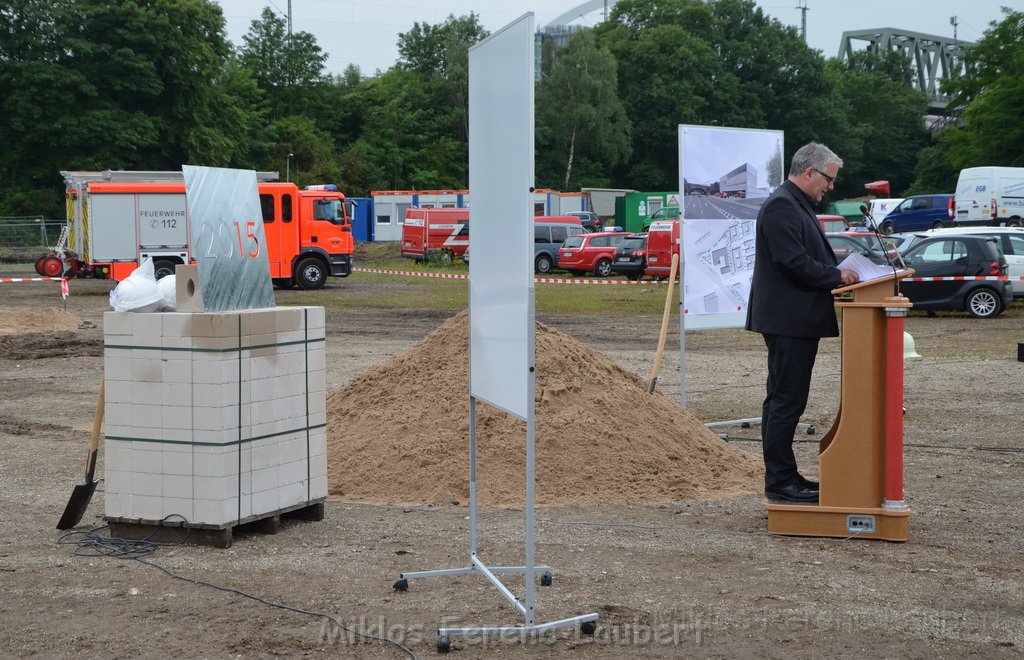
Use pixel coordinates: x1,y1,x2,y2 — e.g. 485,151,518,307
105,499,325,548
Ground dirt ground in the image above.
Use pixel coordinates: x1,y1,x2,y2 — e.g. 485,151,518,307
0,274,1021,659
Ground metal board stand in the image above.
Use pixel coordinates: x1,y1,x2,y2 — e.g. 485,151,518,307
394,14,597,652
396,392,598,651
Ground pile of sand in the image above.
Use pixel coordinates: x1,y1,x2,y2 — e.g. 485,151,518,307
0,308,82,335
326,311,763,507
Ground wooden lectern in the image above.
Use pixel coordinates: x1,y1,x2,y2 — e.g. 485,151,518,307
766,270,914,542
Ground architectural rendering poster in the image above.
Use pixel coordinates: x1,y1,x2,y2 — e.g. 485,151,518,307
678,125,784,330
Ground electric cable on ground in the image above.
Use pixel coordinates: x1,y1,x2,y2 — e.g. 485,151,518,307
56,518,417,660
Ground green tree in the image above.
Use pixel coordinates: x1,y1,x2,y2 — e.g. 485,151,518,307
595,0,841,190
338,14,489,193
826,52,931,197
942,8,1024,168
238,7,328,117
535,31,631,190
0,0,248,214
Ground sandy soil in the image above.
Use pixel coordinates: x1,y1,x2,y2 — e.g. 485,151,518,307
0,275,1021,659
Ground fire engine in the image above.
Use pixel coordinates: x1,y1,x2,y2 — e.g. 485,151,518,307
36,170,353,290
400,208,469,262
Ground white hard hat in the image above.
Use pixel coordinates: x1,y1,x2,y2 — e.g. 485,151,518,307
903,331,921,359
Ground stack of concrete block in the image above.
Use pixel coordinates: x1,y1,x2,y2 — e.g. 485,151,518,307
102,306,327,528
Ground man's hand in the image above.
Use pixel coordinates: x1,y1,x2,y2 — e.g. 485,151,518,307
839,268,859,286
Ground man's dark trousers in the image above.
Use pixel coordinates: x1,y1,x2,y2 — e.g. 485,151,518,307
761,334,819,490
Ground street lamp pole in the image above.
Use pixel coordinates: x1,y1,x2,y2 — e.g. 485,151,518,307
286,153,294,182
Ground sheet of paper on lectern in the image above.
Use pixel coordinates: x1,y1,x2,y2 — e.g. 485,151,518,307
837,252,909,283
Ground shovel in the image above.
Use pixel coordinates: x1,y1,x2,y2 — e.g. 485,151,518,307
647,252,680,394
57,379,104,530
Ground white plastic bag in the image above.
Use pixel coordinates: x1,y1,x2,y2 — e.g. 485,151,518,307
109,257,164,312
156,271,177,311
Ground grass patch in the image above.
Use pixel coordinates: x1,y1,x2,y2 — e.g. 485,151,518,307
346,241,671,316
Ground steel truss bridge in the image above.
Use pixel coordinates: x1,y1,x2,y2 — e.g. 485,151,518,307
839,28,971,112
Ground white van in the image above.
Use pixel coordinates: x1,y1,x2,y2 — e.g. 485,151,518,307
954,166,1024,227
864,198,904,231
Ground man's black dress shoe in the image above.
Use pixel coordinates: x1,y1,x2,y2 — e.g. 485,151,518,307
797,475,819,491
765,483,819,503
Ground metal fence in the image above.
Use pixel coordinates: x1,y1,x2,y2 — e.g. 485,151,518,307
0,216,66,248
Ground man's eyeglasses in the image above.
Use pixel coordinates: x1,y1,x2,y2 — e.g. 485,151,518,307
813,168,835,185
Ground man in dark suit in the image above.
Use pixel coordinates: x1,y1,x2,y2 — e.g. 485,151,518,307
746,142,858,504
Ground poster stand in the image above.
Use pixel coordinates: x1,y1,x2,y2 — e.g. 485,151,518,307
395,391,599,652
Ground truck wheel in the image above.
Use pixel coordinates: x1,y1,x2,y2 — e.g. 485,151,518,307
1007,217,1022,227
535,254,553,274
594,258,613,277
153,260,176,280
296,257,327,290
879,221,895,235
966,288,1002,318
932,221,946,230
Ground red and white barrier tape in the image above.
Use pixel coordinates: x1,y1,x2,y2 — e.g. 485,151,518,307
353,268,1024,286
353,267,673,284
0,277,62,283
903,276,1020,282
355,268,467,280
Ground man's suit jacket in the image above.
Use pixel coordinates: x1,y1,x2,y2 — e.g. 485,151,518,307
745,180,842,338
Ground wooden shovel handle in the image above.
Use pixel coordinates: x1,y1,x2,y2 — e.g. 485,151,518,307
647,252,680,393
84,379,104,475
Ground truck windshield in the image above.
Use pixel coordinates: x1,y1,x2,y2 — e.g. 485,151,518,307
314,199,347,225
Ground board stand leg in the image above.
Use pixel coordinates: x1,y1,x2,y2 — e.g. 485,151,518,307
396,396,598,650
704,417,817,437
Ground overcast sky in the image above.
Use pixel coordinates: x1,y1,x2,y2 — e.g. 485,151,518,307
213,0,1012,76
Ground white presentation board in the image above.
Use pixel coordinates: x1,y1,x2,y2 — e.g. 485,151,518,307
678,125,784,330
467,14,535,420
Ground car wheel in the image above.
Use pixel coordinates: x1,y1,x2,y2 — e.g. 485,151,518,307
594,258,613,277
1007,217,1022,227
966,288,1002,318
932,221,946,230
535,254,552,274
879,221,895,235
296,257,327,290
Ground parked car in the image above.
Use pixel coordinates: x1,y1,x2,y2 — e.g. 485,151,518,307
644,220,680,278
899,234,1013,318
896,226,1024,297
534,215,585,274
564,210,603,233
610,233,648,280
825,232,893,265
817,214,849,232
557,231,631,276
643,205,680,230
877,194,955,234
